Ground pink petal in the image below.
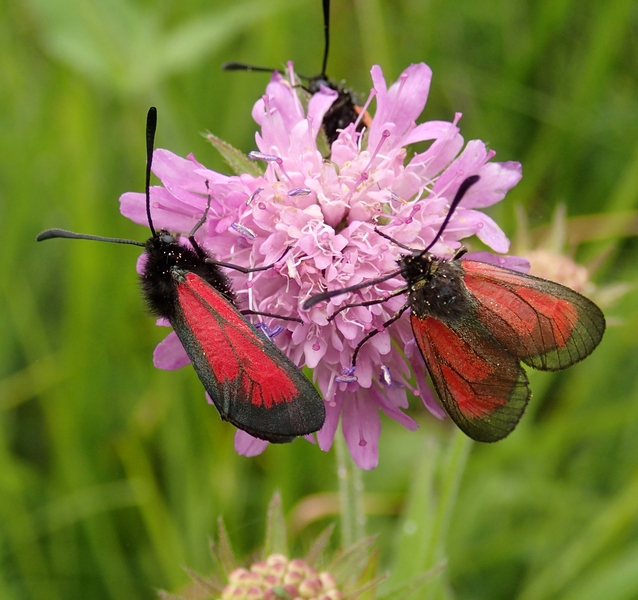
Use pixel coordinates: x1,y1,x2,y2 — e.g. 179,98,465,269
235,430,269,456
342,392,380,470
153,331,190,370
307,85,339,139
466,210,511,253
464,161,523,209
152,149,216,193
464,252,530,273
371,386,418,431
368,63,432,150
316,395,342,452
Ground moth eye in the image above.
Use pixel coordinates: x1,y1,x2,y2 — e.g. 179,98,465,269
161,234,175,244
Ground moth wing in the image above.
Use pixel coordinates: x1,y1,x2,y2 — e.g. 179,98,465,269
462,260,605,371
172,273,325,443
411,314,530,442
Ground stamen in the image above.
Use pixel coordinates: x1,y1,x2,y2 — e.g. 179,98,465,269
401,377,420,396
341,172,369,206
230,222,256,240
255,322,284,339
353,88,377,130
335,366,358,384
380,365,392,386
288,187,312,197
248,152,295,185
246,187,264,205
274,156,294,185
248,151,279,162
385,72,409,125
364,129,391,172
325,371,337,405
389,191,407,204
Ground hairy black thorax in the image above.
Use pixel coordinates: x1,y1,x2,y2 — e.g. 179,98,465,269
308,77,363,146
141,232,236,320
399,252,474,321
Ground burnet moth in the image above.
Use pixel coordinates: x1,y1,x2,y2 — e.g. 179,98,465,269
303,176,605,442
223,0,371,145
37,107,325,443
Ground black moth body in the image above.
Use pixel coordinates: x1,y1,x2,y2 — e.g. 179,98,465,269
141,231,235,319
36,108,326,445
141,232,325,443
307,76,364,145
400,252,473,322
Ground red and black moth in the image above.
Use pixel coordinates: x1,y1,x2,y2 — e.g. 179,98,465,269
37,107,325,443
223,0,371,146
304,176,605,442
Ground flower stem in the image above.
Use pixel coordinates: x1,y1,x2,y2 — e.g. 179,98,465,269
426,429,472,567
335,429,366,547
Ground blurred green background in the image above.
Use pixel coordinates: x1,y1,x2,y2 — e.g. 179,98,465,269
2,0,638,598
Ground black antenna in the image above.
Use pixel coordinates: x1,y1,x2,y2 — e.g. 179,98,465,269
320,0,330,78
222,62,280,74
222,0,333,85
145,107,158,238
302,175,481,310
423,174,479,254
35,229,144,247
36,108,158,249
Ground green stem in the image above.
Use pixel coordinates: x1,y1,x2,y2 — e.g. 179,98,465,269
425,429,473,569
335,428,366,547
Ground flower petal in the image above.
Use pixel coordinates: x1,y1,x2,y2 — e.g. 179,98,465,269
342,392,380,470
235,430,269,456
153,331,190,370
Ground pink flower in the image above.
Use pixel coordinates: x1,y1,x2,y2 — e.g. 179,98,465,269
120,62,522,469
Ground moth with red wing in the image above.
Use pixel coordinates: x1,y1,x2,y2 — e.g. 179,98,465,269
304,175,605,442
37,108,325,443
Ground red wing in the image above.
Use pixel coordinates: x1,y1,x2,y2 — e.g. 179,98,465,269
462,260,605,371
171,273,325,442
411,314,530,442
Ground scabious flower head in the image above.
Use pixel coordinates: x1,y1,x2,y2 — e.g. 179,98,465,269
120,62,522,469
221,555,341,600
158,494,377,600
513,204,631,312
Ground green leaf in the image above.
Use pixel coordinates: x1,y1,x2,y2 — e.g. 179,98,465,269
205,132,264,177
264,492,288,557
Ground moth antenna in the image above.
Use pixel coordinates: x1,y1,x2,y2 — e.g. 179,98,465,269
222,61,280,74
423,174,480,253
36,228,145,247
223,2,333,84
320,0,330,78
37,108,157,249
145,107,158,238
302,267,403,310
222,61,314,85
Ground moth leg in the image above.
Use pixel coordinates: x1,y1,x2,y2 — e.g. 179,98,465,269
240,309,302,323
206,247,292,274
351,304,410,366
327,286,407,322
